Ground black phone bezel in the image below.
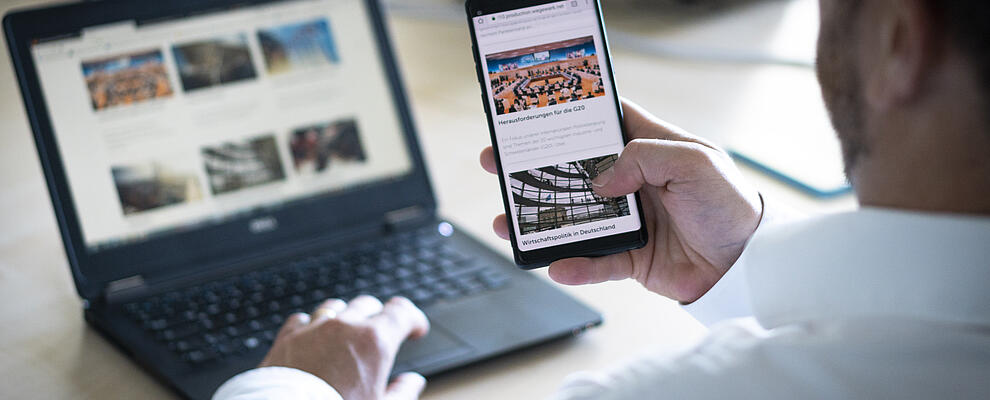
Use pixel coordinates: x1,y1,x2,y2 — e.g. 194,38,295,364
465,0,648,268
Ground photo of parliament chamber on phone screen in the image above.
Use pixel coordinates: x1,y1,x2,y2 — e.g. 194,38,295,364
486,36,605,116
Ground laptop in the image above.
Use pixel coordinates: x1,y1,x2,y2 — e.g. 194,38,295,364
3,0,602,398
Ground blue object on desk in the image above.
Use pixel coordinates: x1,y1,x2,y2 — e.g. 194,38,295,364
729,150,853,198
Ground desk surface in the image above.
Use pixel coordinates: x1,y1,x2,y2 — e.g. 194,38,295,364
0,1,855,398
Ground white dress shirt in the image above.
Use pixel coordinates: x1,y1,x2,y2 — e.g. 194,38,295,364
214,207,990,400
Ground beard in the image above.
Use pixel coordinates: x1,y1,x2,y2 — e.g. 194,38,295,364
816,1,868,181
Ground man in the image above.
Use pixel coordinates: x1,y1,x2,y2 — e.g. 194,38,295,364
214,1,990,399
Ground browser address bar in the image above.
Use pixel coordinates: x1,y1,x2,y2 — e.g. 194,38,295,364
476,8,586,33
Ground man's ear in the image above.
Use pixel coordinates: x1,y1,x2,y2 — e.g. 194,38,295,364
862,0,941,112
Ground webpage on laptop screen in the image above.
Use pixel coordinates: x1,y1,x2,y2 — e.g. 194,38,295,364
29,0,413,252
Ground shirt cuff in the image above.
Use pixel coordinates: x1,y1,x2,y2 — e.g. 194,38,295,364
212,366,342,400
680,255,753,327
679,193,777,327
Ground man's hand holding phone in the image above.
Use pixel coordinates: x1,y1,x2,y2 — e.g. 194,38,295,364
481,100,763,303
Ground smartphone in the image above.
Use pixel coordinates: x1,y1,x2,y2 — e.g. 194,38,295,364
466,0,648,268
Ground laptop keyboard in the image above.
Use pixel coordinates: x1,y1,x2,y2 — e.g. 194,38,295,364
122,226,510,366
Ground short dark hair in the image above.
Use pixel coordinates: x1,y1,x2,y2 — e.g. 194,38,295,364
929,1,990,112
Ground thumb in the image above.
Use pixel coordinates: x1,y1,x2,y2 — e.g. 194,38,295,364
591,139,708,198
385,372,427,400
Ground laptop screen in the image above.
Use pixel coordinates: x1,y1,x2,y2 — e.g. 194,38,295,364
28,0,414,252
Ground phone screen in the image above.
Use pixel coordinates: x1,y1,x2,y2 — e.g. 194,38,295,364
472,0,643,252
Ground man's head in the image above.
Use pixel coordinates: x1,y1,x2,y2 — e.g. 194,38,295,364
816,0,990,213
816,0,865,176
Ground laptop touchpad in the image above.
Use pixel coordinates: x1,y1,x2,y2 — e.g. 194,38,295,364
395,324,473,371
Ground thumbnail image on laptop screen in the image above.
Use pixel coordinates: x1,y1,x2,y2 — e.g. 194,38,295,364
29,0,413,252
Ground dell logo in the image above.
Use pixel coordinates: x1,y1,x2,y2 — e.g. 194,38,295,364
248,216,279,234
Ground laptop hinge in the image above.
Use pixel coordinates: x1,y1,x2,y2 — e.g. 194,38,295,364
384,205,429,231
104,275,147,302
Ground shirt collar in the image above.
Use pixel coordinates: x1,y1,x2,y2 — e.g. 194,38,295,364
744,207,990,329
